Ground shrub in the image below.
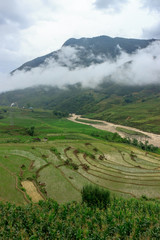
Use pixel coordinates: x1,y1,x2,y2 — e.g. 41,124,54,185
25,126,35,136
81,185,110,209
71,163,79,170
53,110,69,118
64,159,70,165
50,147,60,157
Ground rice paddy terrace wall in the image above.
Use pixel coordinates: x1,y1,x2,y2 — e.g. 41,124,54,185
1,139,160,205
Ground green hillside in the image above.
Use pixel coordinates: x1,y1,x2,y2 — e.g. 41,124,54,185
0,107,160,239
0,82,160,133
0,107,160,205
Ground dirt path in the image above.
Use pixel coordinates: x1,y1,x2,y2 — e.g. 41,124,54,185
21,181,44,203
68,114,160,148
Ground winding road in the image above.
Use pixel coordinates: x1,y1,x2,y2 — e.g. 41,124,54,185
68,114,160,148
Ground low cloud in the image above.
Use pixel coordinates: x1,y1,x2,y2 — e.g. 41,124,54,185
0,41,160,93
143,22,160,39
94,0,129,12
141,0,160,11
111,41,160,84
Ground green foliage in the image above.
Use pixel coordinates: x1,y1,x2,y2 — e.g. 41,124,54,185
116,127,148,137
81,185,110,209
71,162,79,170
75,118,105,125
1,196,160,239
77,148,95,159
64,159,79,170
50,147,60,157
53,110,69,118
1,81,160,133
90,131,159,154
25,126,35,136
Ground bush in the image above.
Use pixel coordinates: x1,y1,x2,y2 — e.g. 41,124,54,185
50,147,60,157
71,163,79,170
53,110,69,118
81,185,110,209
25,126,35,136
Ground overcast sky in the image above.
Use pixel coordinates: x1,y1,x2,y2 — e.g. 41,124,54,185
0,0,160,73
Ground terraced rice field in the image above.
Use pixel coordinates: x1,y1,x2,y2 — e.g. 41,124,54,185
1,138,160,205
0,108,160,204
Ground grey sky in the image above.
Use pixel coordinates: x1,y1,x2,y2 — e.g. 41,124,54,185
0,0,160,73
94,0,129,11
141,0,160,11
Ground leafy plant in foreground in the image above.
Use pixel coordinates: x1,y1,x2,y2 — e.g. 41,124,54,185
81,185,110,209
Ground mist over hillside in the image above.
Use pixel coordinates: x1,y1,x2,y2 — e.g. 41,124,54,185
0,35,160,133
0,35,159,94
12,35,156,73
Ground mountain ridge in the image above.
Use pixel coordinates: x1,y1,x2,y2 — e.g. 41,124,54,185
3,35,160,134
11,35,156,73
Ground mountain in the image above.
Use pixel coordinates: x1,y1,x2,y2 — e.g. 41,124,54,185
1,35,159,134
11,35,155,73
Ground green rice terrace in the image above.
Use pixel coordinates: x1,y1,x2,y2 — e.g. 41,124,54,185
0,107,160,204
1,107,160,239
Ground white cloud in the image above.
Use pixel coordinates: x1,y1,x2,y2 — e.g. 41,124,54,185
142,0,160,11
94,0,129,12
143,22,160,39
111,41,160,84
0,41,159,93
0,0,159,74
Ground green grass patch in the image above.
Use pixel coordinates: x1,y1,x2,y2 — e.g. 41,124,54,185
38,164,81,203
116,127,149,137
75,118,105,125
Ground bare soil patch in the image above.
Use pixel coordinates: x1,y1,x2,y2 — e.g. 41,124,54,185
21,181,44,203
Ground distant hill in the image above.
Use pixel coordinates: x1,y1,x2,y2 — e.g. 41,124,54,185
2,36,159,133
11,35,155,73
0,81,160,133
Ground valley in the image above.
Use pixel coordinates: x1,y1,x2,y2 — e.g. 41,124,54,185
69,114,160,147
0,108,160,205
0,34,160,239
1,0,160,235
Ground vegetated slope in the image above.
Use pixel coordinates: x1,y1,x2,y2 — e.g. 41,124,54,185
12,35,155,72
0,81,160,133
0,108,160,206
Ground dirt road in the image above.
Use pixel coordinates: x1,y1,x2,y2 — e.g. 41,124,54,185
68,114,160,148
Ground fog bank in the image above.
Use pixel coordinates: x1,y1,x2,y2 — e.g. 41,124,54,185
0,41,160,93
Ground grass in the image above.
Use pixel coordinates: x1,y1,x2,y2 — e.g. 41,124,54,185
0,165,25,204
116,127,149,137
85,97,160,134
75,118,105,125
38,164,81,203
